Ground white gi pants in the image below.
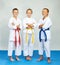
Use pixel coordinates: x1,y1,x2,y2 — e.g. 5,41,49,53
8,41,21,56
23,33,34,56
39,40,50,57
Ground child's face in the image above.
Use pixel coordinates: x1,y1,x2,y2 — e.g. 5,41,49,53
12,10,19,17
42,9,48,17
26,10,32,18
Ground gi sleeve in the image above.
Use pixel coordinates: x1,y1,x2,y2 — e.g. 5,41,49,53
32,19,37,28
8,18,16,29
23,19,27,29
37,19,42,28
18,20,22,29
43,19,52,29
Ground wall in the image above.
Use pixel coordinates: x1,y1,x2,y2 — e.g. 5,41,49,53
0,0,60,50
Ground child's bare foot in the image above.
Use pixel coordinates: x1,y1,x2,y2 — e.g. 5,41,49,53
26,56,31,60
16,56,20,61
47,57,51,63
9,56,15,62
37,55,43,61
26,56,29,60
28,56,31,60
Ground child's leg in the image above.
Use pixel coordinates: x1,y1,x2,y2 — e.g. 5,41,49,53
37,40,44,61
23,44,29,56
8,41,15,61
15,42,21,61
23,33,30,60
29,43,33,57
23,33,29,56
44,40,51,63
39,40,44,55
44,40,50,57
29,34,33,57
28,34,34,60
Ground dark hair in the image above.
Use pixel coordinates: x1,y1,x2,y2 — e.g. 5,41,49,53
26,8,33,14
12,8,19,12
43,8,49,13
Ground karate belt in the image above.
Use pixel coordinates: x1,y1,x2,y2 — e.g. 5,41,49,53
26,28,34,44
14,28,21,47
39,28,50,42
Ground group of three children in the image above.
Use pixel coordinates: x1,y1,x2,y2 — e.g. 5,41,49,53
8,8,52,63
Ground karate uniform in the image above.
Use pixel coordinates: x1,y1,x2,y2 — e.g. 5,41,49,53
8,17,22,56
38,16,52,57
23,17,36,56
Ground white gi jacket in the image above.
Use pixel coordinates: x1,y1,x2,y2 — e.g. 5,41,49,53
8,17,22,41
23,17,36,34
38,16,52,40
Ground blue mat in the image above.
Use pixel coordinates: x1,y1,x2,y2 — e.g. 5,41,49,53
0,50,60,65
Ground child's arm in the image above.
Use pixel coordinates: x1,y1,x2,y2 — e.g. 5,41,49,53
32,19,37,28
37,19,43,29
42,19,52,29
23,19,28,29
16,20,22,30
26,23,34,29
26,18,36,29
8,19,16,29
26,24,31,29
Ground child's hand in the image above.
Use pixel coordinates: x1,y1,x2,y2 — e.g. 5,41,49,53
16,24,20,28
26,26,31,29
17,24,21,30
29,25,34,29
30,24,34,27
39,24,44,29
12,22,15,26
26,23,34,29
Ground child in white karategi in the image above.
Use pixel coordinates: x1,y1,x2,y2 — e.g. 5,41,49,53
23,8,36,60
37,8,52,63
8,8,22,61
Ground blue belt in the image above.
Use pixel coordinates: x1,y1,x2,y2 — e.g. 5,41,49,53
39,28,50,42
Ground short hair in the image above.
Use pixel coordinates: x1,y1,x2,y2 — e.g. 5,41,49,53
26,8,33,14
12,8,19,12
43,8,49,13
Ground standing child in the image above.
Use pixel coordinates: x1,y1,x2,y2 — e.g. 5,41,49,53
37,8,52,63
23,8,36,60
8,8,22,61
